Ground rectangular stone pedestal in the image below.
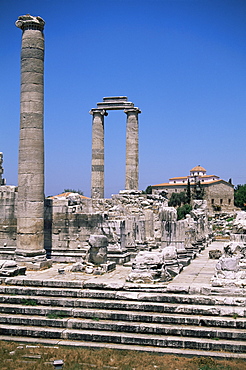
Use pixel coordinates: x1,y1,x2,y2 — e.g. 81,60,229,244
17,260,52,271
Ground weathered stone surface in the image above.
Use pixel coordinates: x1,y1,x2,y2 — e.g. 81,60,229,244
0,152,4,185
209,249,222,259
212,242,246,287
232,211,246,234
88,235,108,265
90,110,106,199
125,108,141,190
90,98,141,197
159,207,177,222
127,250,172,283
97,96,134,110
15,14,46,263
0,259,26,276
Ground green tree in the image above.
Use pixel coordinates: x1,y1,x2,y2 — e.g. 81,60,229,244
186,179,191,204
193,180,204,200
234,184,246,210
177,204,192,220
168,192,187,207
144,185,152,194
64,189,84,196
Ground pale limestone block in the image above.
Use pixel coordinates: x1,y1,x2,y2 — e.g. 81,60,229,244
19,127,43,141
17,201,44,218
21,79,43,92
21,36,44,50
16,233,44,251
88,235,108,265
20,100,43,114
21,71,43,85
20,113,43,129
21,91,43,103
17,217,44,234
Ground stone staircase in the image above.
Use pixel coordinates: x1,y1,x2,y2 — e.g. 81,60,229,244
0,278,246,358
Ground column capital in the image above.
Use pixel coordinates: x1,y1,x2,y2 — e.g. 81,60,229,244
15,15,45,31
124,107,141,115
89,108,108,116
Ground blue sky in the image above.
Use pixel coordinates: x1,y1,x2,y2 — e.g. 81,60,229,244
1,0,246,197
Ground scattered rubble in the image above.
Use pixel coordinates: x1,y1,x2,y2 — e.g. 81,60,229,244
0,259,26,276
211,241,246,287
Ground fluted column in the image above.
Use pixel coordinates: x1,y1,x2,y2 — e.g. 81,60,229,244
125,108,141,190
90,109,108,199
15,15,46,261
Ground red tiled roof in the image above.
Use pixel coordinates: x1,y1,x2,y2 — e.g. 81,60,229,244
48,192,90,199
152,179,233,187
190,165,206,172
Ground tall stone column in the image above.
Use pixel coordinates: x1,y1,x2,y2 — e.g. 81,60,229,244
125,108,141,190
90,109,108,199
0,153,3,185
15,15,47,262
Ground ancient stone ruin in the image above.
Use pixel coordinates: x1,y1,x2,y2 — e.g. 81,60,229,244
0,14,212,276
90,97,141,198
0,14,245,359
0,153,5,185
211,241,246,288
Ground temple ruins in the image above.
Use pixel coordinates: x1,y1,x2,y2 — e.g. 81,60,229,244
90,97,141,198
0,14,245,358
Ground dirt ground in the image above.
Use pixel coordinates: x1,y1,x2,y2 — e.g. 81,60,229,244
1,341,246,370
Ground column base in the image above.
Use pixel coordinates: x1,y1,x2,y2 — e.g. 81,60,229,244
15,249,52,270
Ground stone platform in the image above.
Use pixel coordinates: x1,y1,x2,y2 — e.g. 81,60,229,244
0,241,233,293
0,241,246,359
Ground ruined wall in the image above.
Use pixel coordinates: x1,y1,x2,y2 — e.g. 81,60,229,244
0,186,18,259
0,188,211,263
44,198,104,262
160,201,211,249
43,191,167,262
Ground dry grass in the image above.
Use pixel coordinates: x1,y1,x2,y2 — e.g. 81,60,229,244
0,341,246,370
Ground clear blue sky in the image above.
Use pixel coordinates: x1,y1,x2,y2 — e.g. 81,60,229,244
1,0,246,197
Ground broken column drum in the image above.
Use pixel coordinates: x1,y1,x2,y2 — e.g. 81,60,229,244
15,15,46,261
90,97,141,198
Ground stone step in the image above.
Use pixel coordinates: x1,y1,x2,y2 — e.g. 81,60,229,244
3,277,246,296
0,304,245,329
0,324,245,353
0,295,245,317
1,285,246,307
0,314,244,341
0,303,72,317
72,308,246,328
0,335,246,359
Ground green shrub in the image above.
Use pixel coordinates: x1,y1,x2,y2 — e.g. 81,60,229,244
177,204,192,220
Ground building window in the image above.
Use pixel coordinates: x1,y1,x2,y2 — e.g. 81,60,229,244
220,199,223,205
211,199,214,205
228,199,231,205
